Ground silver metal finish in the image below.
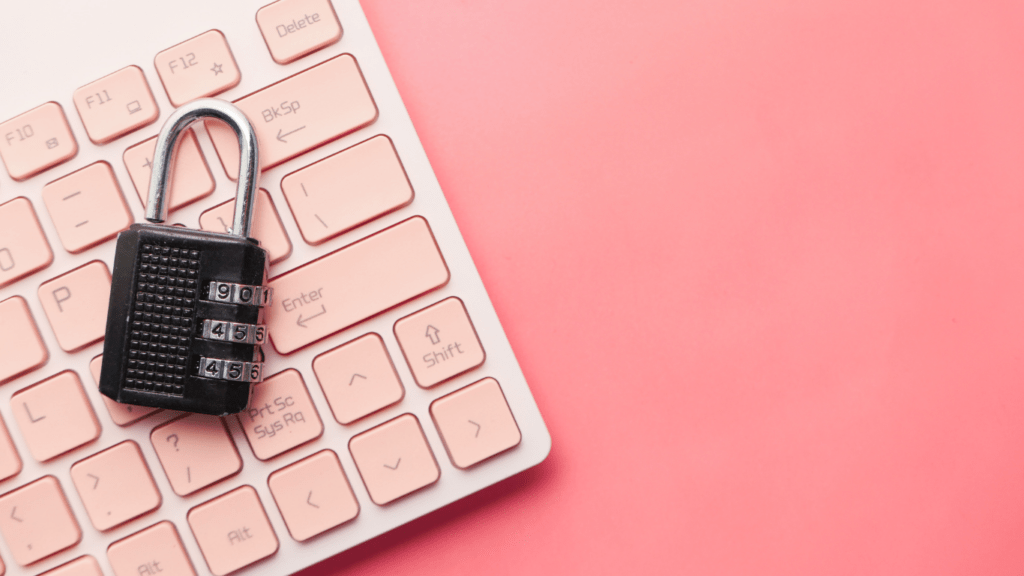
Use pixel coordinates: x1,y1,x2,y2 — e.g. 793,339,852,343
198,357,264,383
207,281,273,306
145,98,260,238
201,319,267,344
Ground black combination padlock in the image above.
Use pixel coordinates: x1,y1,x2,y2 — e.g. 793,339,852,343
99,99,271,416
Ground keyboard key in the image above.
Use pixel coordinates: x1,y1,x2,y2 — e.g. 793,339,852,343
0,413,21,483
0,197,53,287
431,378,521,469
40,556,102,576
208,54,377,175
0,476,81,566
107,521,197,576
394,297,485,388
281,135,413,245
268,216,449,354
155,30,241,107
312,333,404,424
150,414,242,496
349,414,439,506
124,130,214,212
0,296,48,384
256,0,343,65
73,66,159,144
0,103,78,181
237,369,323,461
70,441,161,531
12,371,101,462
187,486,278,576
199,189,292,263
267,450,358,541
88,355,160,426
40,162,133,253
37,261,111,352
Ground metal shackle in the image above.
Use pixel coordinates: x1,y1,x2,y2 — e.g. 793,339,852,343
145,98,260,238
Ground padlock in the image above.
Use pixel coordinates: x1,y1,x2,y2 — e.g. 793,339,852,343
99,99,271,416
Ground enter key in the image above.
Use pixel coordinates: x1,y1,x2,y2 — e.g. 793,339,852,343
267,217,450,354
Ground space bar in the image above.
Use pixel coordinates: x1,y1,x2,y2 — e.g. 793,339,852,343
267,217,450,354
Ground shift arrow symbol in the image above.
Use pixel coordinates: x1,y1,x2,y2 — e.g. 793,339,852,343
425,325,441,345
277,126,306,143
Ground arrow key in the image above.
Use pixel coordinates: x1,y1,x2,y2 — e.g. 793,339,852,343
70,441,161,531
430,378,521,469
268,450,359,541
313,333,404,424
349,414,439,506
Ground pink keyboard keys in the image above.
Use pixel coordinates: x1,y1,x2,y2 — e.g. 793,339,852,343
267,450,358,541
257,0,342,64
431,378,521,468
349,414,440,506
208,54,377,175
0,413,21,483
188,486,278,576
41,162,133,253
70,441,161,531
37,261,111,352
73,66,159,144
268,217,450,354
107,521,197,576
88,355,159,426
40,556,102,576
0,197,53,287
0,103,78,181
199,189,292,263
237,369,323,461
150,414,242,496
394,297,486,388
0,476,81,566
12,371,101,462
124,130,215,212
155,30,241,107
281,135,413,244
0,296,48,384
312,333,404,424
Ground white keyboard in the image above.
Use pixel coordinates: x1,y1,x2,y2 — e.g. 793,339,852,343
0,1,550,574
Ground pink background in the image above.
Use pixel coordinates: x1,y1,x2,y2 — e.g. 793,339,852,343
305,1,1024,574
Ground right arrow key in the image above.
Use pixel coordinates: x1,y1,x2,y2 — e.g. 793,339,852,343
430,378,522,469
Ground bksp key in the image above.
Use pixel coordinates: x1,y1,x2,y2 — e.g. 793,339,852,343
99,99,270,416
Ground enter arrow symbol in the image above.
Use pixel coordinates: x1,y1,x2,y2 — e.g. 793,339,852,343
296,305,327,328
468,420,481,438
307,490,319,509
425,325,441,345
277,126,306,143
348,373,367,386
88,473,99,489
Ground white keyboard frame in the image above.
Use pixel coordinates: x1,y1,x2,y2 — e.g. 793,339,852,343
0,1,551,574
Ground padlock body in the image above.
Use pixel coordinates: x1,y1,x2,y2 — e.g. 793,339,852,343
99,223,270,416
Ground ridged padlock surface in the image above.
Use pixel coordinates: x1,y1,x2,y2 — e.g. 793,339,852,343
99,224,270,415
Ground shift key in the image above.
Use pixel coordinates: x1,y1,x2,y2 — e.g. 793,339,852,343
208,53,377,175
267,217,449,354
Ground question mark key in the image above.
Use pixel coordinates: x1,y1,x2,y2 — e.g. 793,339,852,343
150,414,242,497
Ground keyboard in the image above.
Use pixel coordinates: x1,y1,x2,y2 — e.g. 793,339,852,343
0,1,551,574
